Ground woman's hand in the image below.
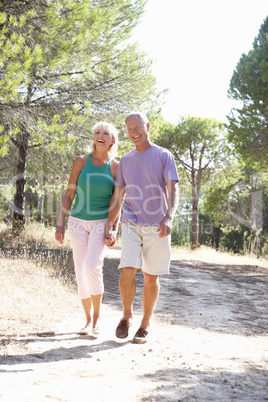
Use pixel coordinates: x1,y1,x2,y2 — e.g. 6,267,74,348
55,226,65,244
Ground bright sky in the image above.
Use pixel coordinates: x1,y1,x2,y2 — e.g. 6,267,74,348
132,0,268,124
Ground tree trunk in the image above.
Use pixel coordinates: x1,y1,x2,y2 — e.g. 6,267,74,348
37,176,45,223
37,194,44,223
12,133,29,235
29,189,33,218
252,227,261,259
214,224,221,251
191,197,199,249
191,170,202,250
251,186,261,258
191,177,200,250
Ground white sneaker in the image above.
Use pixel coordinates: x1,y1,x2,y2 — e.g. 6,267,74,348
78,324,91,335
92,320,101,337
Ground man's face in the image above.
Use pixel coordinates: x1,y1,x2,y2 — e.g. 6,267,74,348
126,116,150,147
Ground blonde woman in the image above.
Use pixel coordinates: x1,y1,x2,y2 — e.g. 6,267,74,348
55,122,119,336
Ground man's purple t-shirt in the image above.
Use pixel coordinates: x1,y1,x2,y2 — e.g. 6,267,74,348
115,144,179,226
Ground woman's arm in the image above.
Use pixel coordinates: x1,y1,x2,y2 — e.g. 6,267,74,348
107,159,121,243
104,185,125,246
110,159,119,179
55,156,86,244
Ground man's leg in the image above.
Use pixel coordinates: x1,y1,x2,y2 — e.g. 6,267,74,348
116,222,142,338
140,273,159,329
116,267,137,338
119,267,137,319
132,273,159,343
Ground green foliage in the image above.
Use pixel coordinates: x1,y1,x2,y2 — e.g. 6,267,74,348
198,213,213,246
261,235,268,256
227,16,268,168
202,157,268,256
204,162,267,228
155,115,226,156
155,115,228,249
201,155,242,224
0,0,159,157
220,226,246,254
171,229,187,246
0,0,162,228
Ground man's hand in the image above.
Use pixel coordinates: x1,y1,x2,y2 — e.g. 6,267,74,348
157,180,178,238
157,217,172,238
55,226,65,244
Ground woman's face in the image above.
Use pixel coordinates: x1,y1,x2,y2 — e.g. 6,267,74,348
93,126,115,150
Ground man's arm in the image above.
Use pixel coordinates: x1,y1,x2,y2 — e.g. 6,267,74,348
158,180,179,238
104,185,126,246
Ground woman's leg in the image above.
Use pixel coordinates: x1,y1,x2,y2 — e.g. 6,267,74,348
91,294,103,329
68,217,92,326
86,220,107,328
81,298,92,326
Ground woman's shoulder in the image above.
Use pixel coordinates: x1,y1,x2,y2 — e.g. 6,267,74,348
75,154,89,164
110,158,119,178
72,154,89,171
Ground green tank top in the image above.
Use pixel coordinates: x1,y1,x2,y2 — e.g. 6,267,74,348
70,155,114,221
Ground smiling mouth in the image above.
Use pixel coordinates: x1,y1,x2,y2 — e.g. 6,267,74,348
133,135,141,139
97,139,105,143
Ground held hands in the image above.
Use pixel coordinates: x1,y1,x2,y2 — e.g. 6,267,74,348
104,230,117,247
157,216,172,238
104,222,117,247
55,226,65,244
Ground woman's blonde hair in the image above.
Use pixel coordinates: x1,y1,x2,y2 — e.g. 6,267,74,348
88,121,119,158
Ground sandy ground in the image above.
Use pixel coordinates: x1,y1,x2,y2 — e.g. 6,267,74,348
0,248,268,401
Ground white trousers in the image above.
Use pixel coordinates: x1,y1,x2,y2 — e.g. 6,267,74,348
68,216,107,299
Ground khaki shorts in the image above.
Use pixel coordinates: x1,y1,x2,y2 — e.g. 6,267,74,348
118,221,171,275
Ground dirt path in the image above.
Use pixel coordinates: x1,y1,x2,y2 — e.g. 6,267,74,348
1,249,268,401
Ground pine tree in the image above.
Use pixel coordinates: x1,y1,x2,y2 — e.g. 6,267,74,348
156,116,227,249
0,0,159,232
227,16,268,168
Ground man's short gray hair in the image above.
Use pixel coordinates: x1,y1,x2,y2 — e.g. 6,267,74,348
125,112,149,125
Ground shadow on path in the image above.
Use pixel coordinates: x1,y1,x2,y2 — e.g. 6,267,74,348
103,257,268,337
137,365,268,401
0,338,128,367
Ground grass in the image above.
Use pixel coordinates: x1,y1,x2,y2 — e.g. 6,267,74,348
1,258,77,328
0,221,71,249
1,221,267,268
0,256,80,357
171,245,268,268
0,222,79,355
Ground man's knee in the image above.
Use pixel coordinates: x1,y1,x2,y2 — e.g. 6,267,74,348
143,272,159,285
120,267,137,280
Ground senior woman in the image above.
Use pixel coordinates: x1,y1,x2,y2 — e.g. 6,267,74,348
55,121,119,336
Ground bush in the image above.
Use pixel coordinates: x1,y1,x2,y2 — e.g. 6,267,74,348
171,230,187,246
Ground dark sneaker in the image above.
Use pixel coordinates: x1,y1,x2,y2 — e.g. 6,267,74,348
115,317,132,338
132,327,149,344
